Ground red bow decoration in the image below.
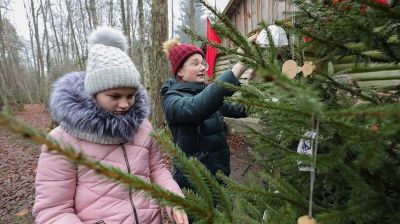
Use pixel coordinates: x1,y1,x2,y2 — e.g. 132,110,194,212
206,18,221,80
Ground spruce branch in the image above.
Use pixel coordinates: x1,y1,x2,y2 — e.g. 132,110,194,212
0,111,206,217
325,108,400,118
314,70,381,104
151,130,231,222
219,174,311,211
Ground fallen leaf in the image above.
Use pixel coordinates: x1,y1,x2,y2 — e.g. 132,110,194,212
15,208,29,217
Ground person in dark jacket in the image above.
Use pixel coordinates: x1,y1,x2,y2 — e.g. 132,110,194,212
160,35,257,190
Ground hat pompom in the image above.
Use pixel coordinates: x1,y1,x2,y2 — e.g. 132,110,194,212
88,26,128,52
163,38,180,56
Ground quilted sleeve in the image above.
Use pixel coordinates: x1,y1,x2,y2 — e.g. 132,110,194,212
146,128,184,197
32,128,83,224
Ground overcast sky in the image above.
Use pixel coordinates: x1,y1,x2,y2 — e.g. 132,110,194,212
10,0,230,40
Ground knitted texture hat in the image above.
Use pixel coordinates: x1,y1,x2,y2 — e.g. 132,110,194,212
85,26,140,95
163,39,204,76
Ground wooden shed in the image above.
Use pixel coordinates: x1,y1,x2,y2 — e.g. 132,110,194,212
223,0,295,36
214,0,400,89
215,0,296,76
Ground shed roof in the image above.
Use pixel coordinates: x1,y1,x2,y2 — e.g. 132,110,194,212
222,0,242,18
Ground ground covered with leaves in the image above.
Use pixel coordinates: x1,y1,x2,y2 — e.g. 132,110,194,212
0,104,250,223
0,104,50,223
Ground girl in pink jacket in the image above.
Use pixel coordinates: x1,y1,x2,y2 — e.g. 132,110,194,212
32,27,188,224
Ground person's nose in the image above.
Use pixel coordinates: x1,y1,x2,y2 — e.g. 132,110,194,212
118,98,130,110
199,63,209,72
199,65,206,72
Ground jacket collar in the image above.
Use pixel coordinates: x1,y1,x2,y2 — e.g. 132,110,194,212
49,72,150,144
161,78,206,95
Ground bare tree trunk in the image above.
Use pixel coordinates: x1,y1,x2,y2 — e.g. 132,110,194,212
30,0,45,103
23,0,38,77
0,11,10,79
65,0,83,70
126,0,132,55
108,0,114,26
120,0,132,58
188,0,195,30
120,0,127,35
40,0,50,109
47,0,63,67
79,1,89,60
138,0,148,85
171,0,174,38
0,68,10,110
0,12,9,109
88,0,98,28
84,0,93,29
149,0,168,129
57,0,68,65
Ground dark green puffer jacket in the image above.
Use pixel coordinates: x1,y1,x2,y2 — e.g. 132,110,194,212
160,70,246,189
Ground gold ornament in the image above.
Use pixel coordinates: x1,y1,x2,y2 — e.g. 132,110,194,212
282,60,315,79
297,215,318,224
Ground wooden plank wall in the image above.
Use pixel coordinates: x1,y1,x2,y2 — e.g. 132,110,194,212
217,0,400,89
229,0,295,36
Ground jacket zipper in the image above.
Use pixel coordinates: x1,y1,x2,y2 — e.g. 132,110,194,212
194,126,208,160
196,126,200,152
121,144,140,224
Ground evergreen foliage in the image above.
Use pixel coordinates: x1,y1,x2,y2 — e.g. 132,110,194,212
184,0,400,223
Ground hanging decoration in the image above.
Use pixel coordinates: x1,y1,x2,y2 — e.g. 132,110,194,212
296,114,320,224
282,60,315,79
298,215,318,224
205,18,221,80
280,8,315,79
296,131,316,172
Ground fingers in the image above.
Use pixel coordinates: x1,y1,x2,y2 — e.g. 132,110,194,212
237,47,245,54
166,207,173,220
172,207,189,224
248,33,258,43
247,68,256,80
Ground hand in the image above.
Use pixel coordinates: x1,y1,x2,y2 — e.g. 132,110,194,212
167,206,189,224
237,33,259,54
247,33,258,43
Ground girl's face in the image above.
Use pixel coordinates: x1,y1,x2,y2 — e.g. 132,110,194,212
95,87,136,115
177,53,208,83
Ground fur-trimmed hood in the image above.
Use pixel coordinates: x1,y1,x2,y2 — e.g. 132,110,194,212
49,72,150,144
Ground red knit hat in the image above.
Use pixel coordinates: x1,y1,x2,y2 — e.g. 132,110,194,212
163,39,204,76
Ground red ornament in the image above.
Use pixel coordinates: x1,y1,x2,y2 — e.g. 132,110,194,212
332,0,344,4
331,0,352,10
373,0,388,6
369,124,380,132
332,0,388,13
304,36,312,43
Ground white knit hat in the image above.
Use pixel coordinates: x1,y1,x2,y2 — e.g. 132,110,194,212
85,26,141,95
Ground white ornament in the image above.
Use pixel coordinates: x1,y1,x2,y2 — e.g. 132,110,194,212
297,131,316,172
256,25,289,48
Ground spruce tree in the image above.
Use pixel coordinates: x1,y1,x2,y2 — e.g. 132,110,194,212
187,0,400,223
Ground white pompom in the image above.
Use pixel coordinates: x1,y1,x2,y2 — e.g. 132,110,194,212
88,26,128,52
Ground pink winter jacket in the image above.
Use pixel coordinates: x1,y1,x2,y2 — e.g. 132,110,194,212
32,119,184,224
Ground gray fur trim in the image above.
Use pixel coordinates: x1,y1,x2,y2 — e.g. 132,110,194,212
88,26,128,52
49,72,150,143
